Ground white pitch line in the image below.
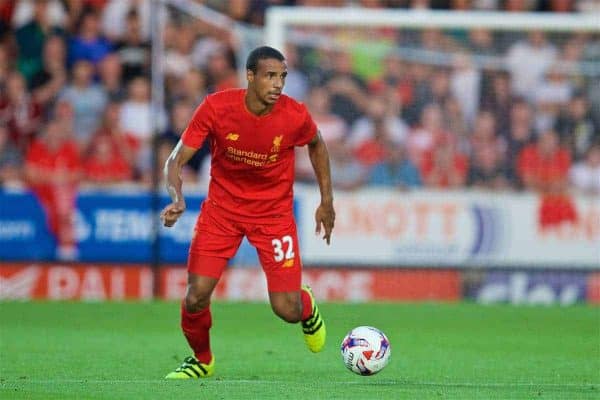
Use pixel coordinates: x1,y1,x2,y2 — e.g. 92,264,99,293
1,379,597,388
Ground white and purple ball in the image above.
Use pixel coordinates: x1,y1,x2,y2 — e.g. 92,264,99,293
340,326,391,376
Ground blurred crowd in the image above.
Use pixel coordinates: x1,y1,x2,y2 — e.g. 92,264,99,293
0,0,599,197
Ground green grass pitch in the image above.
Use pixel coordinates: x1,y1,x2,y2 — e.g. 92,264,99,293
0,302,598,399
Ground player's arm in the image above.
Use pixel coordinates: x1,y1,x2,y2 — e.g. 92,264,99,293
160,140,198,227
308,130,335,245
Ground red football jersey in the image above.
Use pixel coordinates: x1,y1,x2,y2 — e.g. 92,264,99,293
181,89,317,221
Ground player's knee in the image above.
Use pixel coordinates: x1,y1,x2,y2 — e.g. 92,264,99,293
271,298,302,323
184,285,211,313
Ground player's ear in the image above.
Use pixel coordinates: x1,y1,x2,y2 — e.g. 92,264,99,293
246,69,254,83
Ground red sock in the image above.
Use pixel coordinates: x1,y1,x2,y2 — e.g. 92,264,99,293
300,288,313,321
181,302,212,364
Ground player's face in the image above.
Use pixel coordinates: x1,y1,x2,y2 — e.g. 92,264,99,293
248,58,287,105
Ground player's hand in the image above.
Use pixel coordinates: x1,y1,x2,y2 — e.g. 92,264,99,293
160,201,186,227
315,201,335,245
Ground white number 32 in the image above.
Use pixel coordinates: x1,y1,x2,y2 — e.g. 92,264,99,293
272,235,295,262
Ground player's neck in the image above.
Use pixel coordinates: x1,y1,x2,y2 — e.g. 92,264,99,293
244,90,274,116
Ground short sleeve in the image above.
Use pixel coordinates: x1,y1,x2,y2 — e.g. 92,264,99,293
181,97,216,149
295,106,317,147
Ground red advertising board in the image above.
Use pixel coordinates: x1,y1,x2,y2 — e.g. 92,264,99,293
0,264,154,300
588,273,600,304
159,267,461,301
1,263,460,302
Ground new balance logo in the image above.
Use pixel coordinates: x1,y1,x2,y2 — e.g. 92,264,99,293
226,133,239,141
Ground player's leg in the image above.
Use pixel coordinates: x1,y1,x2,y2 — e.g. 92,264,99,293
166,204,243,379
268,290,301,322
166,264,223,380
248,218,326,353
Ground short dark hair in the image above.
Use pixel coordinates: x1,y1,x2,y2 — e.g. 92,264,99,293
246,46,285,73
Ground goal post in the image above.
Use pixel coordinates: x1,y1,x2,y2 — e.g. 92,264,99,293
265,7,600,80
266,7,600,52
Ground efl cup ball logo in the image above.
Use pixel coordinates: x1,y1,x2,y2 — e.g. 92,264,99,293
340,326,391,376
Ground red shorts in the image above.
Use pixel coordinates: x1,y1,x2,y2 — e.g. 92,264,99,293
188,202,302,292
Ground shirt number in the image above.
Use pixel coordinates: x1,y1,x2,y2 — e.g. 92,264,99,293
272,235,295,262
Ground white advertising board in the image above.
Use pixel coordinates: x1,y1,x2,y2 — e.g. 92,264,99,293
296,187,599,268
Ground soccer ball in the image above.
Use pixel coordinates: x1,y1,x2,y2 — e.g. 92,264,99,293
340,326,391,376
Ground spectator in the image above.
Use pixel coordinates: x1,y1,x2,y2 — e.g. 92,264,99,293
367,140,422,189
450,53,480,126
119,75,155,138
480,70,513,137
68,9,112,67
58,59,108,148
52,98,76,143
555,94,599,162
97,53,126,101
30,34,67,107
14,0,64,82
191,25,228,71
443,96,469,141
0,125,23,186
282,44,309,102
467,28,496,55
420,28,452,52
324,49,367,125
368,53,414,110
505,31,557,100
420,138,469,188
537,0,575,12
403,62,434,125
505,98,535,182
533,65,573,133
296,87,347,183
570,145,600,195
25,119,81,260
11,0,66,29
170,68,207,107
60,0,90,34
406,103,453,167
504,0,536,12
469,110,504,157
329,140,369,191
119,76,166,174
205,49,238,93
164,24,196,79
83,133,133,185
90,101,136,171
349,95,408,154
160,100,208,173
467,143,511,190
517,129,577,228
0,71,43,152
102,0,150,42
114,9,149,83
429,68,452,107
